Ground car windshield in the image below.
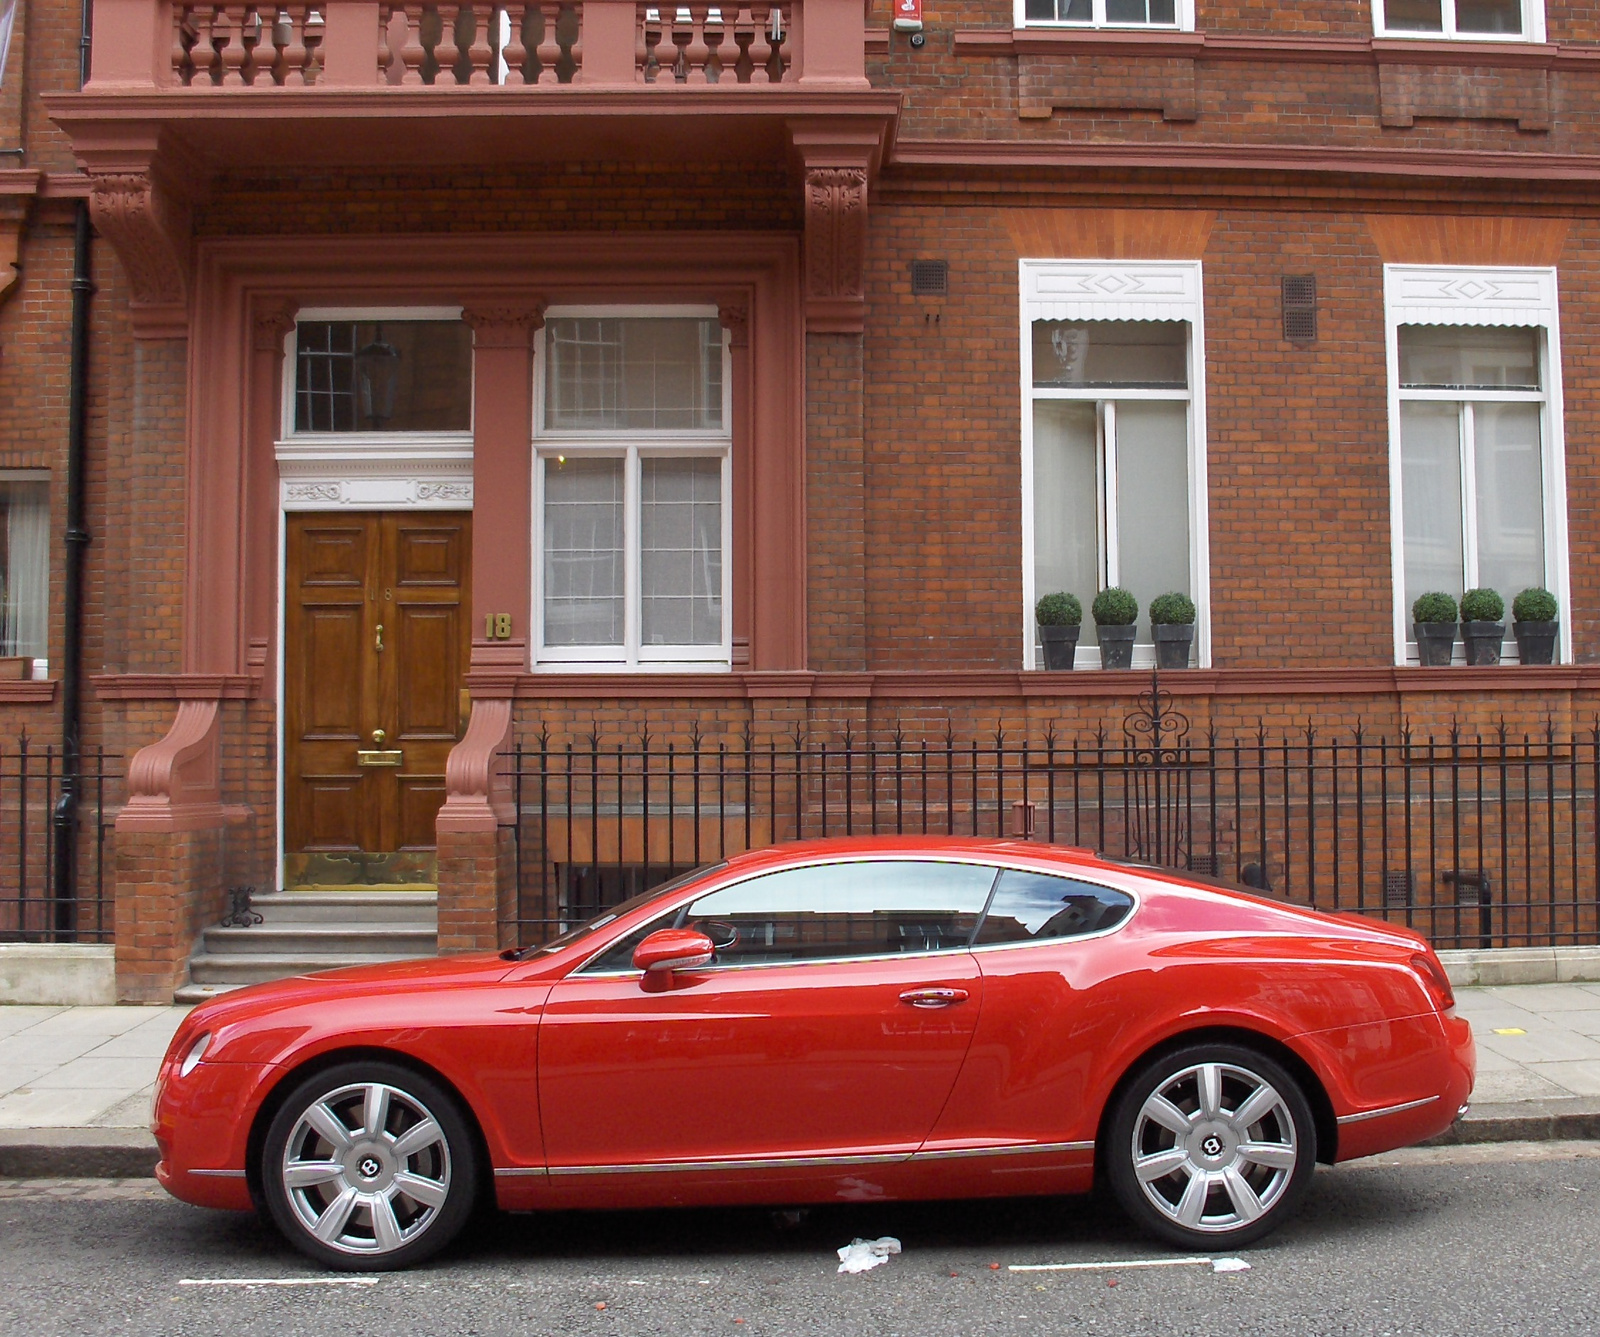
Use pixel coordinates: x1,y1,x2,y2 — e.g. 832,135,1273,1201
510,862,728,960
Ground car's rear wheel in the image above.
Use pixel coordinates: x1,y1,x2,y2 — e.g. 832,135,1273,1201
260,1061,479,1271
1105,1043,1316,1251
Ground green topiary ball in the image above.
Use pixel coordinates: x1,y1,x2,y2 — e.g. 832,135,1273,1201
1512,587,1558,623
1412,592,1459,624
1035,592,1083,627
1092,586,1139,626
1148,591,1196,626
1460,588,1504,623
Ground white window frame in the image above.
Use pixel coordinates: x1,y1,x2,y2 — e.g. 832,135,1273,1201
0,468,50,680
1019,260,1211,671
1016,0,1192,29
1373,0,1544,43
532,305,733,671
1384,264,1570,665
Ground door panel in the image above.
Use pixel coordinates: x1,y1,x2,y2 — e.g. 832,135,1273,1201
539,955,983,1170
284,512,471,881
394,607,460,738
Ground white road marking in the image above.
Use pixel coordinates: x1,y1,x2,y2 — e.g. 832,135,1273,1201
178,1278,381,1288
1010,1257,1216,1273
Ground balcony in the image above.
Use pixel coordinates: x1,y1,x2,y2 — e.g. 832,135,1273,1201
50,0,893,175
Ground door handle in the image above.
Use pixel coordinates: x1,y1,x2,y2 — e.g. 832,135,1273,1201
357,728,403,768
898,987,970,1009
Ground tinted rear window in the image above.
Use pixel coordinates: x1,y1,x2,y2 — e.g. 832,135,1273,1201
972,869,1133,946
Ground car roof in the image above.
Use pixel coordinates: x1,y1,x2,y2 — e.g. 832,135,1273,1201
717,835,1103,871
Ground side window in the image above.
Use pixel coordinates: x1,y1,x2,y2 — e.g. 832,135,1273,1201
587,861,997,969
972,869,1133,946
684,861,996,964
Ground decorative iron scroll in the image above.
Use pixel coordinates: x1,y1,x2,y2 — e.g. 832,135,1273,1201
220,885,263,928
1122,667,1191,767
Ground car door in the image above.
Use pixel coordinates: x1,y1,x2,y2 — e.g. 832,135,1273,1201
538,858,995,1175
923,866,1138,1154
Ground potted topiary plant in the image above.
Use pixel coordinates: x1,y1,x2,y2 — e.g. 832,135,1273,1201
1459,588,1505,666
1093,587,1139,670
1512,587,1559,665
1148,591,1196,669
1412,591,1458,667
1035,592,1082,671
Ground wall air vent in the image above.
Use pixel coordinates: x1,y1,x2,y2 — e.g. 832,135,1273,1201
911,259,949,297
1282,274,1317,343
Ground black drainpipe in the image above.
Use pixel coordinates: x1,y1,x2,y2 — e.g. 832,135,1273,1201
52,4,96,937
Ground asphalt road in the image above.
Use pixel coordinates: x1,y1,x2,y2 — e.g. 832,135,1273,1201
2,1141,1598,1336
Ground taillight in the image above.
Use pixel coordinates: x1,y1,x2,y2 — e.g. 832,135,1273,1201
1410,953,1455,1010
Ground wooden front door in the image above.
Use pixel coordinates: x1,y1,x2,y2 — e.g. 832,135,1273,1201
284,512,471,886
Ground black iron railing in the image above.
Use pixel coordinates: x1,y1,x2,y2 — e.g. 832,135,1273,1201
502,677,1600,953
0,740,117,944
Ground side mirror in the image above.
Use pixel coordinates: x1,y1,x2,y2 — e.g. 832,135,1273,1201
632,928,715,975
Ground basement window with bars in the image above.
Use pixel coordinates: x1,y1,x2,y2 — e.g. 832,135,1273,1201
1373,0,1542,40
1020,0,1192,28
535,311,732,669
1385,265,1570,665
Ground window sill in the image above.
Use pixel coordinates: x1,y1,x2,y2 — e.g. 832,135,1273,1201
0,680,57,703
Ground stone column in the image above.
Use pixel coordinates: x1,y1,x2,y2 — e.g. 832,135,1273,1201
434,302,542,953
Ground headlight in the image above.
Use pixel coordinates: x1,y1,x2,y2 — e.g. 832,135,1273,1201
179,1032,211,1077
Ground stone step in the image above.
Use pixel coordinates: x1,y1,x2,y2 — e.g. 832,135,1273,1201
186,951,424,987
202,925,438,957
242,891,439,926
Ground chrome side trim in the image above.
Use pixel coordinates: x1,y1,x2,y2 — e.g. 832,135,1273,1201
911,1140,1096,1162
512,1140,1098,1179
493,1167,545,1178
547,1152,911,1177
189,1168,248,1179
1336,1094,1440,1125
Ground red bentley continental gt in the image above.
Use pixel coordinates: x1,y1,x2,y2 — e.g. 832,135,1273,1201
153,837,1475,1270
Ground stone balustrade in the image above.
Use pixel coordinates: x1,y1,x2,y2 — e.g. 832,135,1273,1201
86,0,868,90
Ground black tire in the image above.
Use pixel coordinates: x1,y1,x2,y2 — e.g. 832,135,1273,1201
260,1061,480,1271
1104,1043,1316,1251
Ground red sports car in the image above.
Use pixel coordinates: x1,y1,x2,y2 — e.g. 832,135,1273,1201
153,836,1474,1270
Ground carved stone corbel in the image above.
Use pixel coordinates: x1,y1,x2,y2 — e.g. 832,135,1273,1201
116,700,228,832
88,172,191,339
462,299,548,349
252,297,299,353
803,166,869,334
717,302,750,350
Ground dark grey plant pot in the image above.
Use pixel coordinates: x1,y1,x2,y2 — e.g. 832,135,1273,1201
1152,623,1195,669
1513,619,1559,665
1038,624,1080,671
1414,621,1457,667
1462,620,1505,666
1097,623,1136,670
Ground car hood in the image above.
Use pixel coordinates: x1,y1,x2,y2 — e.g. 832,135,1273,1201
178,952,518,1043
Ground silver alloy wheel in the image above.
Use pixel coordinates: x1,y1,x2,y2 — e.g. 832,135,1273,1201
280,1081,453,1257
1129,1060,1299,1233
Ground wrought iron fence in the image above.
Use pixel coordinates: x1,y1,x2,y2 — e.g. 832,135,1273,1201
504,675,1600,953
0,740,117,944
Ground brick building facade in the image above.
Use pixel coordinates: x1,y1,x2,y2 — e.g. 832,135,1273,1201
4,0,1600,999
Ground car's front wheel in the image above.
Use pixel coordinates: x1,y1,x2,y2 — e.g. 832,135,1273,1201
260,1061,479,1271
1105,1043,1316,1251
